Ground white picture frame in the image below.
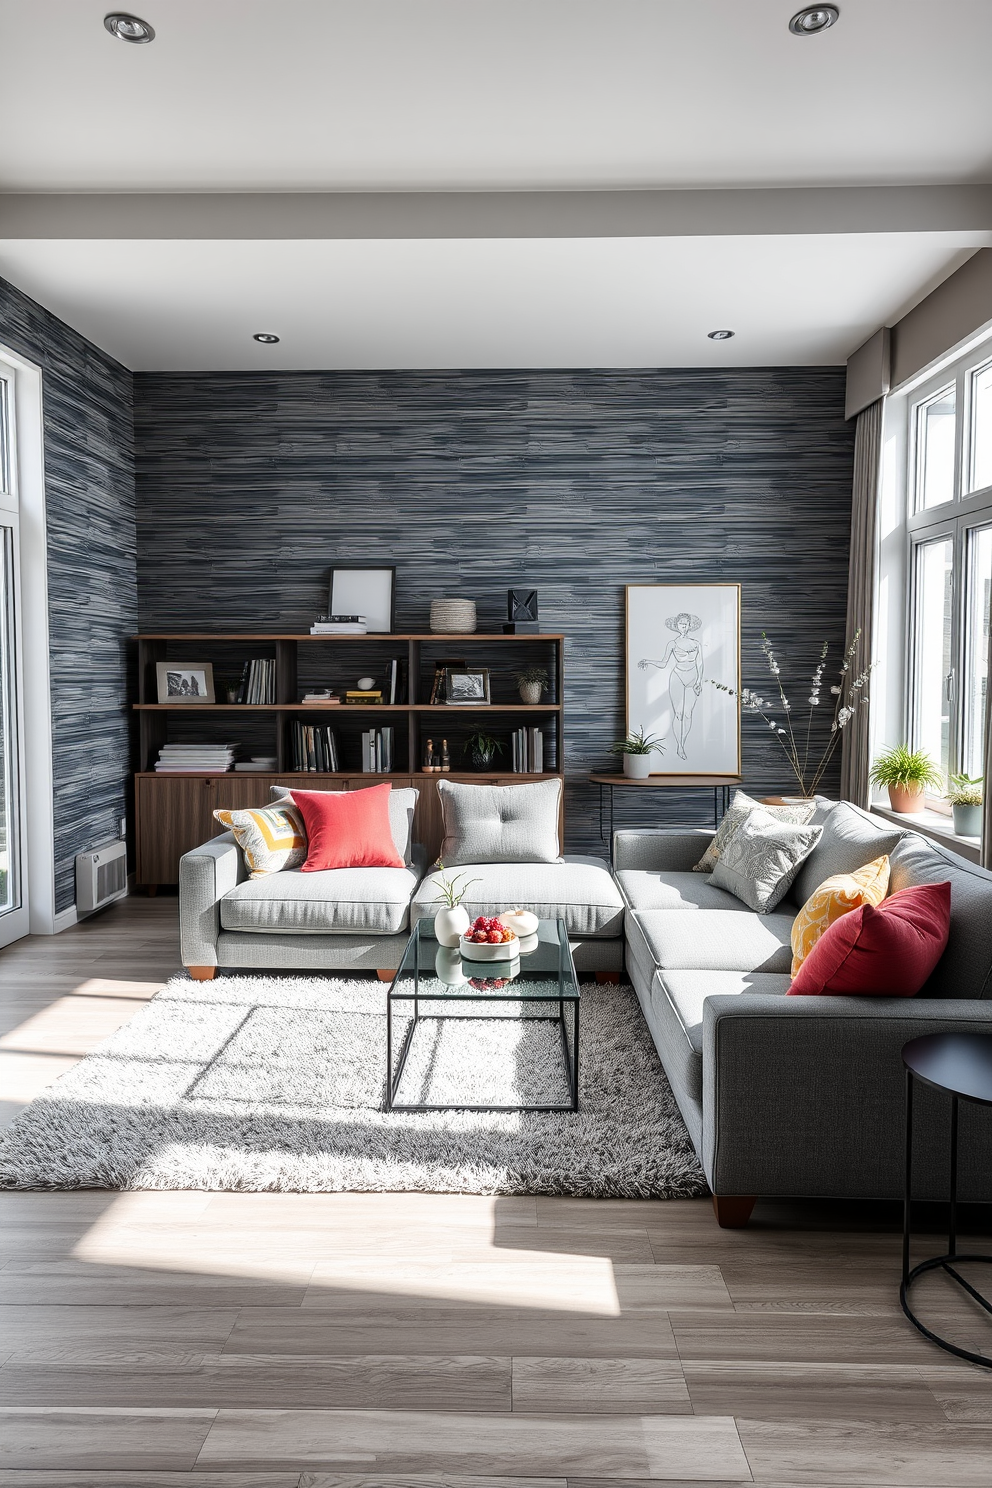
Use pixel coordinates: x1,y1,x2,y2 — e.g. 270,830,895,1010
329,566,395,633
625,583,741,777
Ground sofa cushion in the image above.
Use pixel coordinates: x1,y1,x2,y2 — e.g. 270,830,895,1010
220,865,420,935
292,784,405,871
791,854,891,975
652,968,793,1102
788,881,951,998
437,778,562,865
790,801,904,908
887,832,992,999
411,856,623,938
694,789,816,873
710,810,822,913
618,869,751,914
270,784,418,866
634,909,795,973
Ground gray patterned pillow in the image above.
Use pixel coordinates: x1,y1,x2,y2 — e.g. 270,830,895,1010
694,789,816,873
710,808,823,913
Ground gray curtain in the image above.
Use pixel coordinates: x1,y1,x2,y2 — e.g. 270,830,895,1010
982,632,992,869
840,399,883,808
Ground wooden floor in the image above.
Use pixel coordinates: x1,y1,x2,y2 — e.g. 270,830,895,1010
1,897,991,1486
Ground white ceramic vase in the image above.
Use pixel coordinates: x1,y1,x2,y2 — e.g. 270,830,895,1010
434,904,470,947
623,754,652,779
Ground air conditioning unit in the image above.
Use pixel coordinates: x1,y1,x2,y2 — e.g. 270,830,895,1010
76,840,128,916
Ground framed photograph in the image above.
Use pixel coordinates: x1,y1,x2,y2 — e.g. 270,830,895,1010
625,584,741,776
156,662,216,704
329,565,396,633
444,667,491,705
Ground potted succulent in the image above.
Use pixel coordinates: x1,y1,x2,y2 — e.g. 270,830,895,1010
464,729,504,771
514,665,549,705
869,745,943,814
948,773,984,837
610,727,664,779
429,863,481,947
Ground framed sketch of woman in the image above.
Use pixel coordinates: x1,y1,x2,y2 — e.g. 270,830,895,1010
625,584,741,776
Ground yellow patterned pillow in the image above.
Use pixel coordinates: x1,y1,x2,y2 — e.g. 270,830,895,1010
791,855,890,976
213,803,307,878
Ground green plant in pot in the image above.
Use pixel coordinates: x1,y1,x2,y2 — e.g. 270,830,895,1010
464,729,505,771
948,773,984,837
515,665,549,705
869,745,943,814
609,727,664,779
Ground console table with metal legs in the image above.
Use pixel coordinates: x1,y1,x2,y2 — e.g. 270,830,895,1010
589,773,740,859
901,1031,992,1368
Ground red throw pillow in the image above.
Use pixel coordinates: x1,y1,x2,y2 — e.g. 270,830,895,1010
291,784,404,871
787,881,951,997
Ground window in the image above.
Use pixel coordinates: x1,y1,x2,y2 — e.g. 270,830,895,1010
906,344,992,802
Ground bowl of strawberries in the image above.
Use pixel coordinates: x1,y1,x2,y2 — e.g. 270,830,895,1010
460,915,520,961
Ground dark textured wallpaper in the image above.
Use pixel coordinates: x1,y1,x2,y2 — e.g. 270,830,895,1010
0,277,136,914
134,368,855,854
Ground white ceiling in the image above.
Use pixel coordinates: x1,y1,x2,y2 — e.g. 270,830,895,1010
1,0,991,192
0,234,983,372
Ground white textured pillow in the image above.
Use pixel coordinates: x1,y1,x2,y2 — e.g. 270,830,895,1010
437,778,562,865
710,808,822,913
694,789,816,873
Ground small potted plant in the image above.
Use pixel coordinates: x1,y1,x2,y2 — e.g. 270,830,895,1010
515,666,549,705
948,773,983,836
610,727,664,779
464,729,504,771
429,863,481,946
869,745,943,814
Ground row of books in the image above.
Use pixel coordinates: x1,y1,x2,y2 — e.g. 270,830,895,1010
291,721,340,773
362,727,395,773
236,659,276,705
511,726,545,774
155,743,237,774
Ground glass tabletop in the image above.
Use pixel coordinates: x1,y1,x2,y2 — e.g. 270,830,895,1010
389,916,579,1002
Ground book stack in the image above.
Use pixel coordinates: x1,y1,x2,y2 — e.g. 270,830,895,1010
511,726,544,774
310,615,367,635
291,721,340,772
155,743,237,774
362,726,394,773
344,689,383,705
300,690,341,705
236,659,276,704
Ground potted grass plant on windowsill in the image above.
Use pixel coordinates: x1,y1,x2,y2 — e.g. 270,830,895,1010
947,773,984,837
869,745,944,815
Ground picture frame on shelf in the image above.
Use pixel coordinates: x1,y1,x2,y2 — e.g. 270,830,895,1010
328,565,396,633
155,662,216,704
625,583,741,776
444,667,491,705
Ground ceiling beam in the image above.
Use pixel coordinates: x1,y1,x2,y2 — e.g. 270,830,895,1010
2,185,992,241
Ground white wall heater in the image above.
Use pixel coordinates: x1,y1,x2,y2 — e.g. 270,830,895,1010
75,840,128,915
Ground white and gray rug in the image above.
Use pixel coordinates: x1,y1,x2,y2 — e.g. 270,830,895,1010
0,974,706,1197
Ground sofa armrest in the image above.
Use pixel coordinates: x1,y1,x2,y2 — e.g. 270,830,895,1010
179,832,245,969
612,828,714,873
701,994,992,1201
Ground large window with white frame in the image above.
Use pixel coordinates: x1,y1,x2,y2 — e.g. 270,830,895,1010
906,345,992,802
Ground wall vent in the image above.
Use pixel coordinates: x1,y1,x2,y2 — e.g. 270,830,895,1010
75,840,128,915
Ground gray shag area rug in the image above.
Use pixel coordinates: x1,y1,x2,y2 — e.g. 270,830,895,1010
0,974,706,1197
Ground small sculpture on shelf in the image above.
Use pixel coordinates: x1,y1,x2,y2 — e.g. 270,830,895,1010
441,738,451,773
504,588,540,634
423,737,438,773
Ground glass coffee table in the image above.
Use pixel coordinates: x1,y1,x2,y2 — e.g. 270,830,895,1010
385,917,580,1113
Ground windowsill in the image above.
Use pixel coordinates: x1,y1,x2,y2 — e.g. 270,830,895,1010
870,801,981,864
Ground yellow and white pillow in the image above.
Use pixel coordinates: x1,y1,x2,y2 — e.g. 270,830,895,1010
213,802,307,878
790,855,890,976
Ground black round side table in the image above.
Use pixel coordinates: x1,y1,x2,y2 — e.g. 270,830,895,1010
901,1032,992,1367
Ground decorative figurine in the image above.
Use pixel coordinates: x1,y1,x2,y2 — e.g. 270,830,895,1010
441,738,451,772
423,737,436,773
505,588,540,634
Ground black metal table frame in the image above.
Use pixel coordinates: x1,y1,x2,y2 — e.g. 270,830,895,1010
901,1065,992,1367
385,928,580,1115
597,780,734,852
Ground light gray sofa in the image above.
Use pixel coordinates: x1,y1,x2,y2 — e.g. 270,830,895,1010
179,783,625,977
616,799,992,1226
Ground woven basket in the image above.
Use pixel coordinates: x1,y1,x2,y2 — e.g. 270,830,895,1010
430,598,478,634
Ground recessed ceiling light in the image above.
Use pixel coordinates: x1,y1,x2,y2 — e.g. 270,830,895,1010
789,6,839,35
104,12,156,43
253,333,280,344
707,330,735,341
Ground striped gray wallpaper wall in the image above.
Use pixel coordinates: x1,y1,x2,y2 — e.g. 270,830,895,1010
0,276,136,914
134,367,855,855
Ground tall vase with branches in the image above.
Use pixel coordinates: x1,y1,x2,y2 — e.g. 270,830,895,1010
710,630,874,799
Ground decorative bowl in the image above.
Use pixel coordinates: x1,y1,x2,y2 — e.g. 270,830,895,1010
498,909,539,938
460,931,520,961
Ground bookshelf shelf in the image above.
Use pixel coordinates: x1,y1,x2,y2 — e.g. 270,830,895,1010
133,630,566,887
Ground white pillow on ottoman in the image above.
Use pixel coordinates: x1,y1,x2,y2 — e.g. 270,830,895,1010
437,778,562,865
710,807,822,913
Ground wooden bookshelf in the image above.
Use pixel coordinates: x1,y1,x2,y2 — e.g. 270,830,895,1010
132,631,565,886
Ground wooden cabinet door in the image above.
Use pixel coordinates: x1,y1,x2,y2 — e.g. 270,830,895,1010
210,775,278,814
135,775,216,886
